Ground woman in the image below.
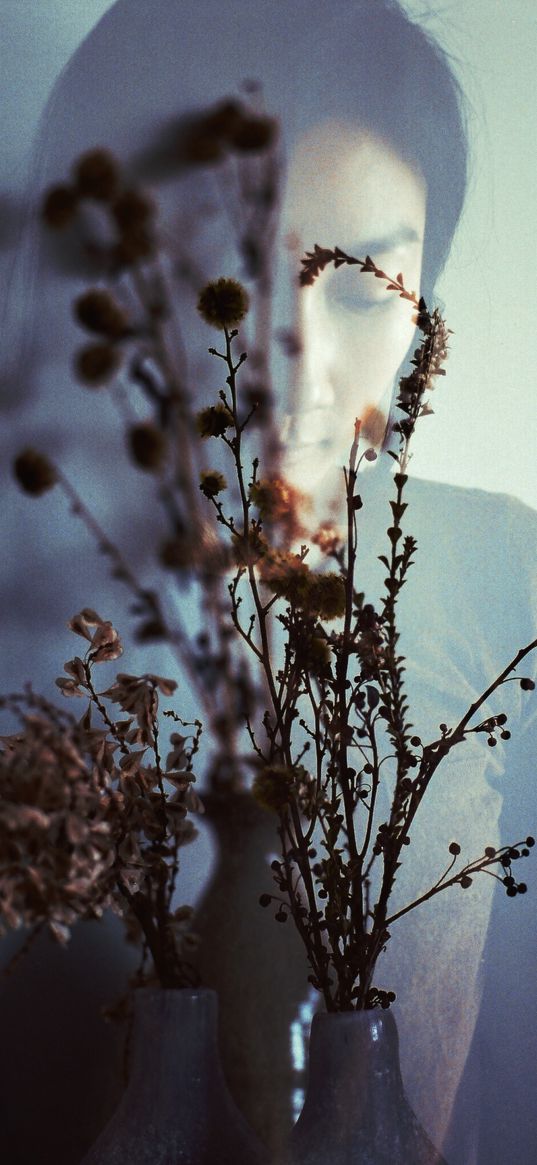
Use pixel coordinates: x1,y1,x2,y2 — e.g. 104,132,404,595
1,2,535,1163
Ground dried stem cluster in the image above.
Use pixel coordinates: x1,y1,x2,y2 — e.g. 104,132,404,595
197,260,536,1009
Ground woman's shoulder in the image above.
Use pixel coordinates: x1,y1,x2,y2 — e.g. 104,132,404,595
404,476,536,574
396,477,536,671
406,475,536,529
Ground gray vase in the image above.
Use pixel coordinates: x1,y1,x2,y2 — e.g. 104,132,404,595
80,987,269,1165
194,790,310,1155
282,1009,449,1165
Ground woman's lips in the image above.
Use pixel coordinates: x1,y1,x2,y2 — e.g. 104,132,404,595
284,438,334,459
281,410,336,453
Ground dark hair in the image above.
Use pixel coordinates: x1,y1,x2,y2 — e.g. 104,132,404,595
17,0,467,351
294,0,468,304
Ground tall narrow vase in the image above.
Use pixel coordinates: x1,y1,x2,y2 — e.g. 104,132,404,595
194,789,310,1154
80,987,269,1165
283,1009,448,1165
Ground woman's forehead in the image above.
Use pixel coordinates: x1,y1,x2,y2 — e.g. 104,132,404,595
281,121,426,257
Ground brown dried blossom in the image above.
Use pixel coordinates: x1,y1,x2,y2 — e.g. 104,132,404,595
0,616,202,986
197,277,249,331
200,291,537,1012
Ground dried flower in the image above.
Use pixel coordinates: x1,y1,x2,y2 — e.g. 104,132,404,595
252,765,294,812
74,343,122,387
13,449,57,496
197,278,249,331
312,522,343,558
196,404,234,438
199,470,227,498
128,423,168,471
249,476,308,544
0,627,201,986
260,551,312,607
100,671,177,742
74,289,129,339
308,573,346,621
361,404,387,447
73,148,120,201
41,184,79,229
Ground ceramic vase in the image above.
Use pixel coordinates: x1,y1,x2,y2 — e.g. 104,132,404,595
282,1008,448,1165
194,789,310,1154
80,986,269,1165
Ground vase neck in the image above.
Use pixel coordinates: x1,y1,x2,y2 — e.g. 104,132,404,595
127,988,225,1113
304,1009,404,1108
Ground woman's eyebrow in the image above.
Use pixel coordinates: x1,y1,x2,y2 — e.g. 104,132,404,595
349,225,422,254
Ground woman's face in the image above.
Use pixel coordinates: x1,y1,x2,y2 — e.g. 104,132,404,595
278,122,427,510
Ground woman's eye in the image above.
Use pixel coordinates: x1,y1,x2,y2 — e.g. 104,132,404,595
326,270,391,314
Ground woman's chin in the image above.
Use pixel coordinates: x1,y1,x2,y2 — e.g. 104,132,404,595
281,448,347,528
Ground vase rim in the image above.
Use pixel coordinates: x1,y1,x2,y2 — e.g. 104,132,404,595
134,985,216,1000
313,1007,396,1027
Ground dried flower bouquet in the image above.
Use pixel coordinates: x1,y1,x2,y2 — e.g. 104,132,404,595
195,265,537,1011
6,99,536,1013
0,610,202,988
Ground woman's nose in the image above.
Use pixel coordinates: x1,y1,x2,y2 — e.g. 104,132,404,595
290,288,336,417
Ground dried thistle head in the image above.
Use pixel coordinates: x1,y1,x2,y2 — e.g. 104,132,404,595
199,470,227,498
197,278,249,331
196,403,234,438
